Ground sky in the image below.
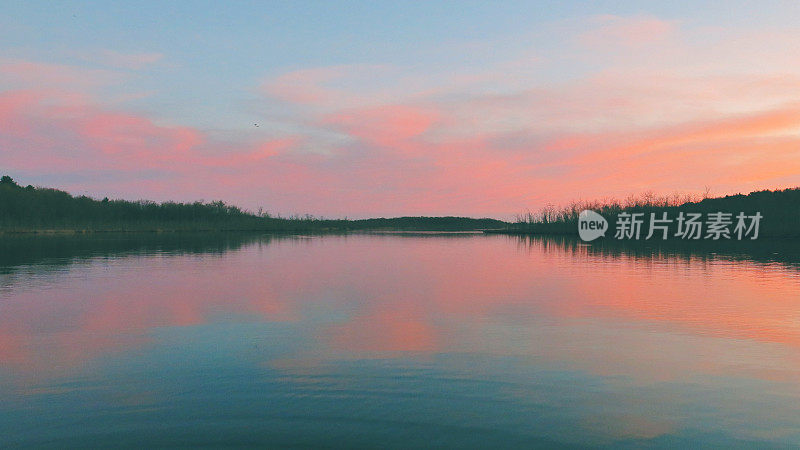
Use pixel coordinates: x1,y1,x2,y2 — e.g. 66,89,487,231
2,1,800,218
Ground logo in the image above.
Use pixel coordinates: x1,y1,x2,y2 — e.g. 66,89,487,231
578,210,608,242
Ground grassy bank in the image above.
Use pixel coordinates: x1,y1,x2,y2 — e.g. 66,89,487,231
499,187,800,239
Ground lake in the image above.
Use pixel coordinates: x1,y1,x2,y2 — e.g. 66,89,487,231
1,233,799,448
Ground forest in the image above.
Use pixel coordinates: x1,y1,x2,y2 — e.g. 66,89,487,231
0,176,505,233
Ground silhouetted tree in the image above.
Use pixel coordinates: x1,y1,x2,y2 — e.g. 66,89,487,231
0,175,19,187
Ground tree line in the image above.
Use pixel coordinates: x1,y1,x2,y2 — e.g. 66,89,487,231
0,176,505,233
501,187,800,238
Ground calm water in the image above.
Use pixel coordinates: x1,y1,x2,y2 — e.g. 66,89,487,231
1,233,800,448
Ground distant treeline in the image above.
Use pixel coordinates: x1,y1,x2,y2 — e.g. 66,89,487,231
0,176,505,233
345,216,504,231
501,188,800,238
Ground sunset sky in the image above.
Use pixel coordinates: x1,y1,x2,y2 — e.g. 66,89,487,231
2,1,800,218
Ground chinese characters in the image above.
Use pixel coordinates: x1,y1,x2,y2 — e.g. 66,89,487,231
613,211,761,240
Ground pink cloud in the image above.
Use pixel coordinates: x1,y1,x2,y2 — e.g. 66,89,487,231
0,58,124,89
5,81,800,218
6,14,800,219
0,89,302,205
80,112,200,159
322,105,439,148
577,14,677,49
262,66,345,105
0,89,296,171
260,64,389,107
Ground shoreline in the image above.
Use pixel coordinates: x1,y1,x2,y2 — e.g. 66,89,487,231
0,228,318,235
0,227,506,236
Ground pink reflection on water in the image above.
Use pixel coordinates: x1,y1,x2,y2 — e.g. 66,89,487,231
327,304,437,353
0,235,799,387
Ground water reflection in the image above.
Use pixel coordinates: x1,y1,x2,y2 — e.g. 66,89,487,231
515,234,800,269
1,233,799,447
